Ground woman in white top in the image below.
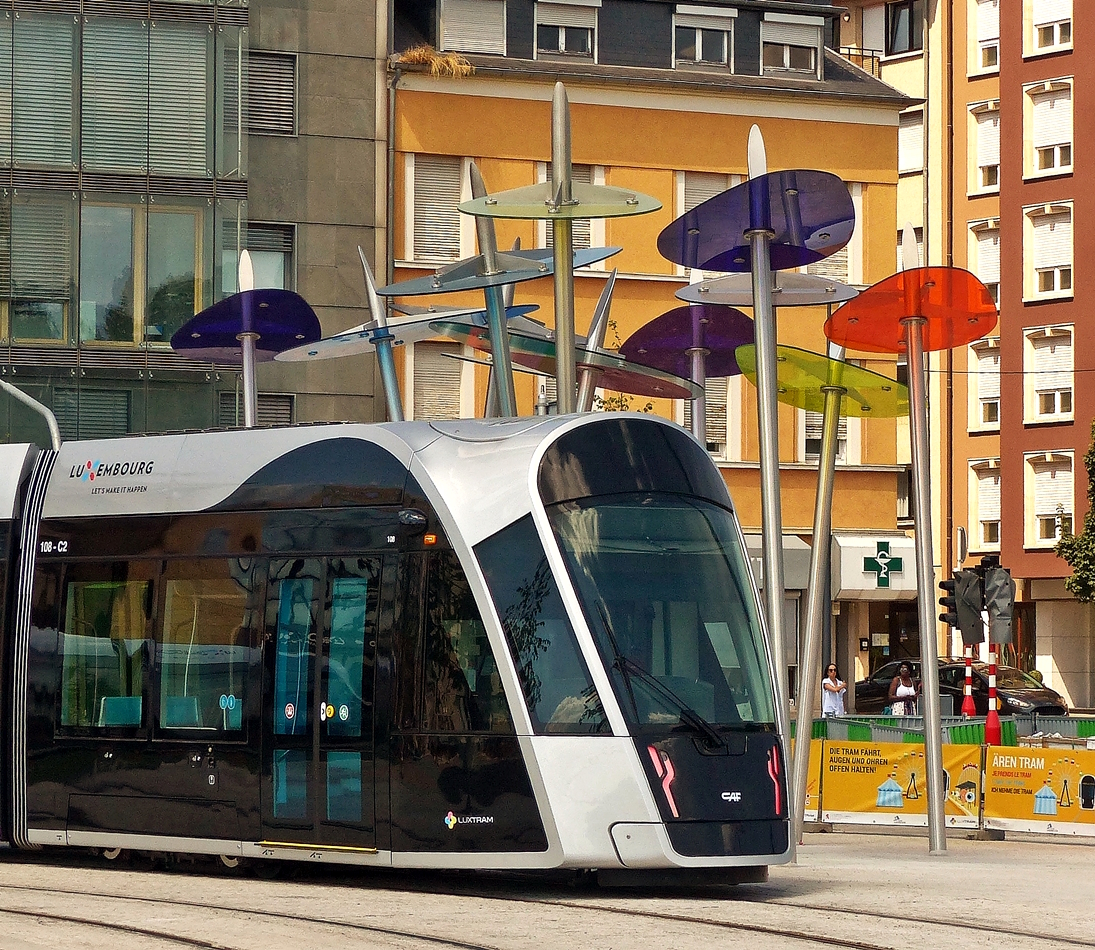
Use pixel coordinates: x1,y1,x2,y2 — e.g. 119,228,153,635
888,661,920,715
821,664,847,717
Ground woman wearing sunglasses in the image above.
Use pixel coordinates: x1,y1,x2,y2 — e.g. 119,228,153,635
821,664,847,717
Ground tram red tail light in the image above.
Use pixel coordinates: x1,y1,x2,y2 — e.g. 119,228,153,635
647,745,680,818
767,748,782,816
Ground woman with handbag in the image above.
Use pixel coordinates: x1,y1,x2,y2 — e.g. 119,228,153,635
888,661,920,715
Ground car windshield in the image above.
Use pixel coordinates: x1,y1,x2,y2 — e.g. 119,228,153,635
992,667,1046,690
546,492,775,730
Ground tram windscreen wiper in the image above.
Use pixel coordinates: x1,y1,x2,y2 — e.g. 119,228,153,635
595,602,725,749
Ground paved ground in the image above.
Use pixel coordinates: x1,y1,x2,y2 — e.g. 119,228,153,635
0,831,1090,949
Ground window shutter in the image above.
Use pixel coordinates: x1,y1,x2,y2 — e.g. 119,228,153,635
804,410,848,442
807,245,849,281
82,18,149,172
976,228,1000,284
219,391,294,427
1032,87,1071,149
14,14,76,167
976,109,1000,167
0,15,12,166
683,171,729,212
545,163,591,248
1032,0,1071,26
247,52,295,136
54,389,131,441
413,342,463,419
976,347,1000,400
537,2,597,29
441,0,506,54
1033,458,1072,516
683,377,728,448
762,20,820,47
12,197,74,299
898,112,923,173
150,23,211,176
676,12,734,32
1030,333,1071,391
977,0,999,41
413,155,463,262
1033,210,1071,269
977,468,1001,521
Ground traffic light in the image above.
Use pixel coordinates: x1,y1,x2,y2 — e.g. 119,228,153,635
985,565,1016,643
939,574,959,629
955,569,985,647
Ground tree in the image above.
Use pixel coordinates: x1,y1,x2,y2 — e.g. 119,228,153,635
1056,419,1095,601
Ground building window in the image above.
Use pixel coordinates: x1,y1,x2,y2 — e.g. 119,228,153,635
440,0,507,55
971,460,1001,550
969,218,1000,306
1024,203,1072,300
1026,451,1073,546
535,0,598,61
219,391,294,427
970,102,1000,192
674,170,739,277
409,341,465,420
760,15,822,78
248,52,297,137
12,13,78,169
1028,0,1072,53
1025,80,1072,178
895,227,924,270
54,388,131,440
683,377,729,457
885,0,923,56
537,163,603,254
968,338,1000,431
246,224,295,290
898,110,924,175
802,410,848,463
406,153,470,264
675,6,736,69
973,0,999,70
1024,326,1073,423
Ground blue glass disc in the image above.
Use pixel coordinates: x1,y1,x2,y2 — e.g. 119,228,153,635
657,170,855,272
619,305,754,379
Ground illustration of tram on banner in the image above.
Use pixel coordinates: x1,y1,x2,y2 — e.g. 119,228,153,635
0,414,788,883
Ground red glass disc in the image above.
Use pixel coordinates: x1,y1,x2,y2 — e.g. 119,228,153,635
824,267,998,354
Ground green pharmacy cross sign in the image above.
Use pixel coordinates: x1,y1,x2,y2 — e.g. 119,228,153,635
864,541,903,589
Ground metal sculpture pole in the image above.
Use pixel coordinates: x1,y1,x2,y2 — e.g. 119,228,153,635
791,343,845,846
237,250,259,428
576,268,617,412
745,126,789,716
469,163,518,417
0,379,61,449
358,245,405,422
551,83,577,414
899,227,947,854
687,269,708,445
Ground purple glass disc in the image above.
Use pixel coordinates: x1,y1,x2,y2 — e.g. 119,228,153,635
170,289,321,363
619,305,754,378
656,170,855,272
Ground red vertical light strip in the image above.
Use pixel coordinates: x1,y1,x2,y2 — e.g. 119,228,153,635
767,747,783,816
647,745,680,818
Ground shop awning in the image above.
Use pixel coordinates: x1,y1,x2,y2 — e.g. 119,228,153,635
744,534,812,591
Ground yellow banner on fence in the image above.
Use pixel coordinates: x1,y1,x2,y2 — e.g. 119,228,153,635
790,737,824,821
983,745,1095,835
820,742,982,828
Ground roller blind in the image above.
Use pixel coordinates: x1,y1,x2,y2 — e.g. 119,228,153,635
977,0,999,42
1032,87,1071,148
0,15,12,165
1032,0,1071,26
82,18,149,172
537,3,597,29
413,154,463,262
977,468,1001,521
683,171,729,212
11,197,74,298
976,109,1000,166
545,162,592,248
976,227,1000,284
150,23,211,175
14,14,75,167
807,245,849,281
413,342,463,419
1033,458,1071,516
1029,332,1071,391
762,21,820,47
247,52,295,136
976,346,1000,400
1032,210,1071,269
898,112,923,173
683,377,728,448
441,0,506,54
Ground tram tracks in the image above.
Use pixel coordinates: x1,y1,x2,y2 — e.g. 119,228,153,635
0,874,1085,950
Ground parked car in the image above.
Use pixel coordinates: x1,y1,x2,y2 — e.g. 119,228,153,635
854,659,1068,717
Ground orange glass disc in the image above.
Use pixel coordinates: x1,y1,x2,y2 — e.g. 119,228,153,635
824,267,998,354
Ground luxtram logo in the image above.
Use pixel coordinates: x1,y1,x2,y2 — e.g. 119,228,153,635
70,459,155,481
444,811,493,830
444,812,458,830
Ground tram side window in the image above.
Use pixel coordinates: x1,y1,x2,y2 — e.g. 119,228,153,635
421,550,512,733
158,559,259,732
268,560,321,737
60,564,154,729
476,516,609,734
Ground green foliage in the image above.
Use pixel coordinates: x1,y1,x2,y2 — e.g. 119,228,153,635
1056,419,1095,602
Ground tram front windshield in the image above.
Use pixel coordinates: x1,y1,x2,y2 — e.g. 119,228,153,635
547,492,775,732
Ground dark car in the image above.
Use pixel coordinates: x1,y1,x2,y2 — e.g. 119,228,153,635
854,659,1068,717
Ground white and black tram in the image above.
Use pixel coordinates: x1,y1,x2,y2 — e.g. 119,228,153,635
0,414,790,882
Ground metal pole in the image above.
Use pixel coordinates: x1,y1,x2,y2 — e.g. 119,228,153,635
745,125,790,720
551,83,577,414
791,362,846,846
358,246,404,422
239,332,258,428
0,378,62,450
469,163,518,417
576,269,616,412
687,269,707,444
905,315,948,854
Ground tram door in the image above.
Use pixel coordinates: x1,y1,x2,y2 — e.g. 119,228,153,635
261,556,381,849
